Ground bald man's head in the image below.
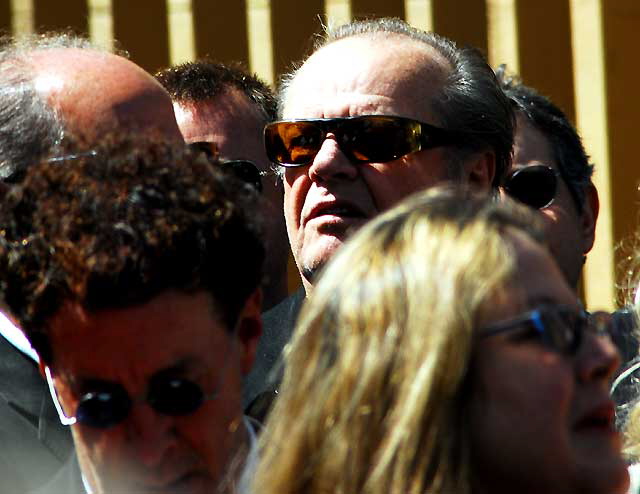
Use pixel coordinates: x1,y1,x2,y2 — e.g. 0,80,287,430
32,48,181,140
0,34,182,183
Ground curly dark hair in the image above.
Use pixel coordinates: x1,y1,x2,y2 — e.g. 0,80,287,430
0,136,265,364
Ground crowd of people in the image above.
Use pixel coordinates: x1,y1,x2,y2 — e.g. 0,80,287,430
0,15,637,494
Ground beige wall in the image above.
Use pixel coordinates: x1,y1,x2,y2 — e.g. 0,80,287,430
1,0,636,309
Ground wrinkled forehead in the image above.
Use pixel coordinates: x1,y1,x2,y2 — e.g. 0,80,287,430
30,48,182,142
283,35,451,123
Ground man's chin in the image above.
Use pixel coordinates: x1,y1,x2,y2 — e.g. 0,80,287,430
299,237,347,286
102,472,211,494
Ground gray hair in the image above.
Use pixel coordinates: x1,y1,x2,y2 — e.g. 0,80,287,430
0,33,107,183
279,18,515,188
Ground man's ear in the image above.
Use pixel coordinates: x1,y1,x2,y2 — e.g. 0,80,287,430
235,288,263,376
464,150,496,191
581,182,599,255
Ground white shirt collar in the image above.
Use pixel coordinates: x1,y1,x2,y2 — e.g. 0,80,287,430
0,311,39,363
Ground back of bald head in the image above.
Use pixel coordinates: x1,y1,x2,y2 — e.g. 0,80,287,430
0,33,182,183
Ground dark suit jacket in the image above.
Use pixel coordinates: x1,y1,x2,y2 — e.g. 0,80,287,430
0,333,74,493
243,288,305,422
30,453,85,494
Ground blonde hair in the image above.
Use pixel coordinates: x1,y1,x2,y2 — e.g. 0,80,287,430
253,187,544,494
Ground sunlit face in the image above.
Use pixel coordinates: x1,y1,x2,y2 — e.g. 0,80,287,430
281,36,491,290
469,231,627,494
46,290,260,494
511,116,594,289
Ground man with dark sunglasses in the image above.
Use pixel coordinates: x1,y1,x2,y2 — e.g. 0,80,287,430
156,60,290,311
496,67,599,292
0,138,264,494
244,18,515,420
496,69,640,368
0,34,184,493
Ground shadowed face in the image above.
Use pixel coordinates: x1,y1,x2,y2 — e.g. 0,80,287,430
469,231,627,494
174,92,289,307
509,116,596,290
46,290,260,494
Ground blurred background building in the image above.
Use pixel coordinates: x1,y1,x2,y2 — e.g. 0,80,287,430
0,0,637,310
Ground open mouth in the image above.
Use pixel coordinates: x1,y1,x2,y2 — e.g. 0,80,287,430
316,205,366,218
575,403,616,432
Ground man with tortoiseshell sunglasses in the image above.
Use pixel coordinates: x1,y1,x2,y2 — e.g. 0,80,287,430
244,17,516,421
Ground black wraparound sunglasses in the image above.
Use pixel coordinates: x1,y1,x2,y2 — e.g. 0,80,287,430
264,115,464,167
502,164,560,209
188,141,267,192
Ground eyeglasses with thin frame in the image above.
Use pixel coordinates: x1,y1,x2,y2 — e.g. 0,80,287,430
479,304,612,355
2,150,100,184
187,141,269,192
45,333,237,429
502,164,560,209
45,367,225,428
264,115,464,167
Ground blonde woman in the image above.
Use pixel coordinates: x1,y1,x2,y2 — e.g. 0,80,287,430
253,187,628,494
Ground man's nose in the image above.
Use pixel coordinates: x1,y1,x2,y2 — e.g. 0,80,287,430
126,403,176,468
307,135,359,182
575,330,621,383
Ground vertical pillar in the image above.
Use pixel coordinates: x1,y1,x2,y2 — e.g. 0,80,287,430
88,0,113,50
404,0,433,31
325,0,351,28
10,0,33,35
167,0,194,65
570,0,613,308
246,0,275,85
486,0,518,69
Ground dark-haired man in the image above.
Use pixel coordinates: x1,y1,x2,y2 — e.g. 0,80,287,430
496,69,598,292
244,18,515,418
0,34,183,492
496,71,637,364
0,140,263,494
156,61,289,310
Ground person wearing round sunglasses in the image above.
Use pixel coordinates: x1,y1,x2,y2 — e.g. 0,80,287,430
253,187,628,494
247,17,515,420
0,137,264,494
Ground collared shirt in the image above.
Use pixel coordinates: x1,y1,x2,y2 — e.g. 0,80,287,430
0,311,39,362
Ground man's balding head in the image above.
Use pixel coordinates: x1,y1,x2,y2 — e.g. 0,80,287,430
0,34,182,183
31,48,181,140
